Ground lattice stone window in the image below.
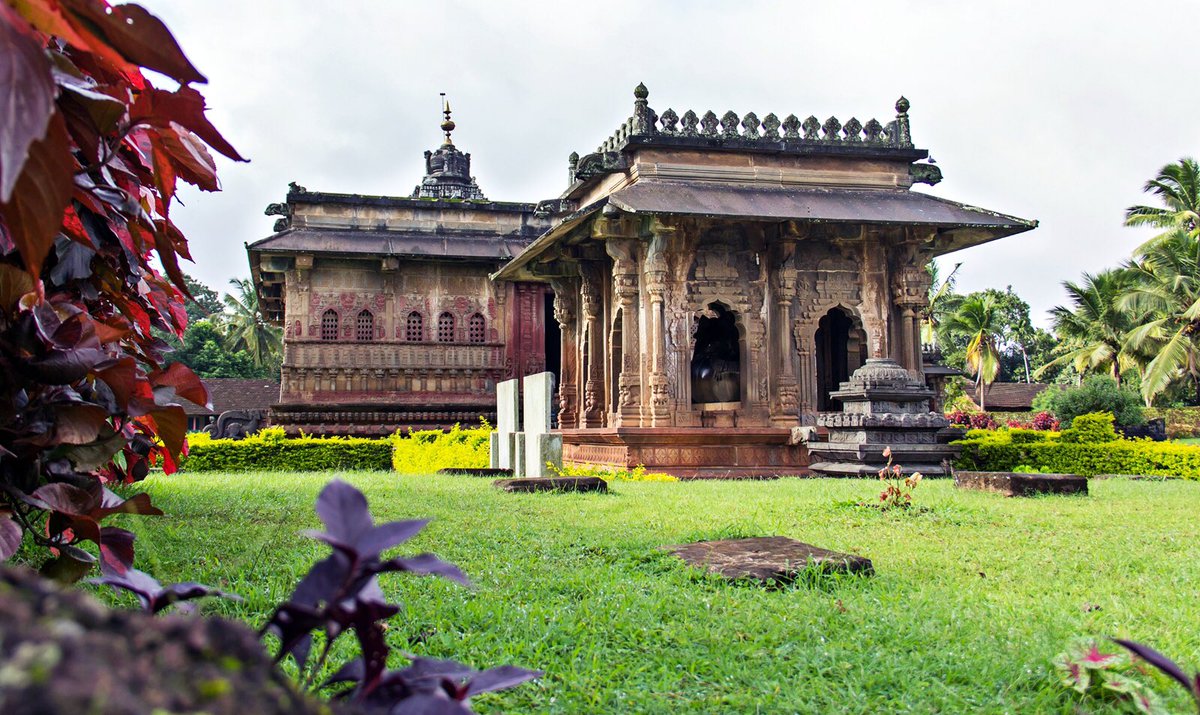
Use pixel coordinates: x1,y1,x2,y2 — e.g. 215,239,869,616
437,312,455,343
356,310,374,342
321,309,339,341
468,313,485,343
405,311,424,342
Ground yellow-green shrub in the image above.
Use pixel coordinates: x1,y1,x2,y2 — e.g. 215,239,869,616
953,416,1200,478
550,463,677,482
181,430,393,472
391,423,490,474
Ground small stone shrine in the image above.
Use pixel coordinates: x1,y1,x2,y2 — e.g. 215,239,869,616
807,358,958,476
495,85,1035,477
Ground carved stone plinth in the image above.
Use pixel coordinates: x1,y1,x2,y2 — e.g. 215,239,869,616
807,358,959,477
560,427,807,479
437,468,513,477
662,536,873,583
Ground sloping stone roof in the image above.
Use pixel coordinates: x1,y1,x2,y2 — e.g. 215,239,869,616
968,382,1057,411
182,378,280,416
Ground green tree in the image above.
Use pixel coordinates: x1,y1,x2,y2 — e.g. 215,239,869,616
222,278,282,370
183,274,223,325
920,260,961,348
942,295,1003,410
1039,269,1141,385
1121,230,1200,404
937,287,1047,383
169,320,271,379
1125,157,1200,251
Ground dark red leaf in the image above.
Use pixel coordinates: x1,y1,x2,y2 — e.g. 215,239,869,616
31,481,97,515
0,111,74,278
53,402,107,444
463,665,542,698
0,511,22,560
94,356,148,409
0,4,57,202
152,581,241,614
150,362,208,409
97,489,162,518
59,1,205,85
147,405,185,460
389,695,473,714
98,525,134,575
64,513,99,543
315,479,373,546
130,86,246,162
154,123,217,191
1113,638,1196,697
41,549,94,583
10,0,92,50
375,553,469,586
356,518,429,559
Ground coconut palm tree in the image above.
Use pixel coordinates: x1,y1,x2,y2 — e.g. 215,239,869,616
222,278,282,370
942,294,1003,410
1038,269,1140,384
1125,157,1200,253
920,260,962,349
1121,230,1200,404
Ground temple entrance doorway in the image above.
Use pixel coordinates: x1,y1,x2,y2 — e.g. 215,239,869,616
815,307,866,411
691,303,741,404
544,291,561,425
609,309,622,415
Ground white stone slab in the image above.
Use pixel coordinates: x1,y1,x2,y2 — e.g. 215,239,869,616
493,378,520,469
524,432,563,478
522,371,555,437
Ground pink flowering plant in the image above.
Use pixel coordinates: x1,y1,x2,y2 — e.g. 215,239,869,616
1054,637,1168,714
877,446,922,510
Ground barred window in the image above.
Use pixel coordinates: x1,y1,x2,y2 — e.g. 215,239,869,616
321,309,339,341
356,310,374,341
468,313,485,343
405,311,424,342
437,312,455,343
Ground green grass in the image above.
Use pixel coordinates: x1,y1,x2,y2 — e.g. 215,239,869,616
1173,437,1200,445
98,473,1200,713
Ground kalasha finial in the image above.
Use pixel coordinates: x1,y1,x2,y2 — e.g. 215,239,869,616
895,96,910,115
440,92,455,145
634,82,649,100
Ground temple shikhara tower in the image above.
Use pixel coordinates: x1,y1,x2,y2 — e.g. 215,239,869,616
251,86,1035,474
248,101,553,435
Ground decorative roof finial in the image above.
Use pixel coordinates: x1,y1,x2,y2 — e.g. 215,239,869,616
634,82,649,100
895,96,910,115
440,92,455,145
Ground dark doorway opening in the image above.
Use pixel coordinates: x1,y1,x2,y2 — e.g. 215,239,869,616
691,303,741,404
544,291,562,427
610,309,622,414
815,307,866,411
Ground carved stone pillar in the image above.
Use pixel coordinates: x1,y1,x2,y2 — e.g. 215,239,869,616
550,277,579,429
606,239,641,426
770,238,799,425
891,242,932,378
579,262,605,428
644,228,672,427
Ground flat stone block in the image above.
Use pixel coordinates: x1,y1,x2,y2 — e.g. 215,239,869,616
954,470,1088,497
662,536,873,583
512,432,526,478
525,432,563,478
492,477,608,493
522,371,554,436
437,468,512,477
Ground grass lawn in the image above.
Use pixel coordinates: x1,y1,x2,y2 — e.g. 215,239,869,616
101,473,1200,713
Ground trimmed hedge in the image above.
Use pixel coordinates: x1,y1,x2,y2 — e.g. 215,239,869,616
1144,407,1200,438
183,429,393,472
391,423,490,474
953,412,1200,478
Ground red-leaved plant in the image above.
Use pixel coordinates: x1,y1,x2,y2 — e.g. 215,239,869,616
1114,638,1200,714
264,479,541,713
877,446,921,510
0,0,245,580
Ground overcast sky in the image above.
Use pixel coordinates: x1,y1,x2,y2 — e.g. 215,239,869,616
144,0,1198,327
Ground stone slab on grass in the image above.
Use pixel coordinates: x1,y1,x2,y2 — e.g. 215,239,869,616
437,468,513,477
493,477,607,493
954,470,1088,497
662,536,873,583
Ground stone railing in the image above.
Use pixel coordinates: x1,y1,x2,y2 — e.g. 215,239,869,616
284,341,506,370
588,83,913,157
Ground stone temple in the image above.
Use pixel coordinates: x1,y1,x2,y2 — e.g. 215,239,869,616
249,87,1035,475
